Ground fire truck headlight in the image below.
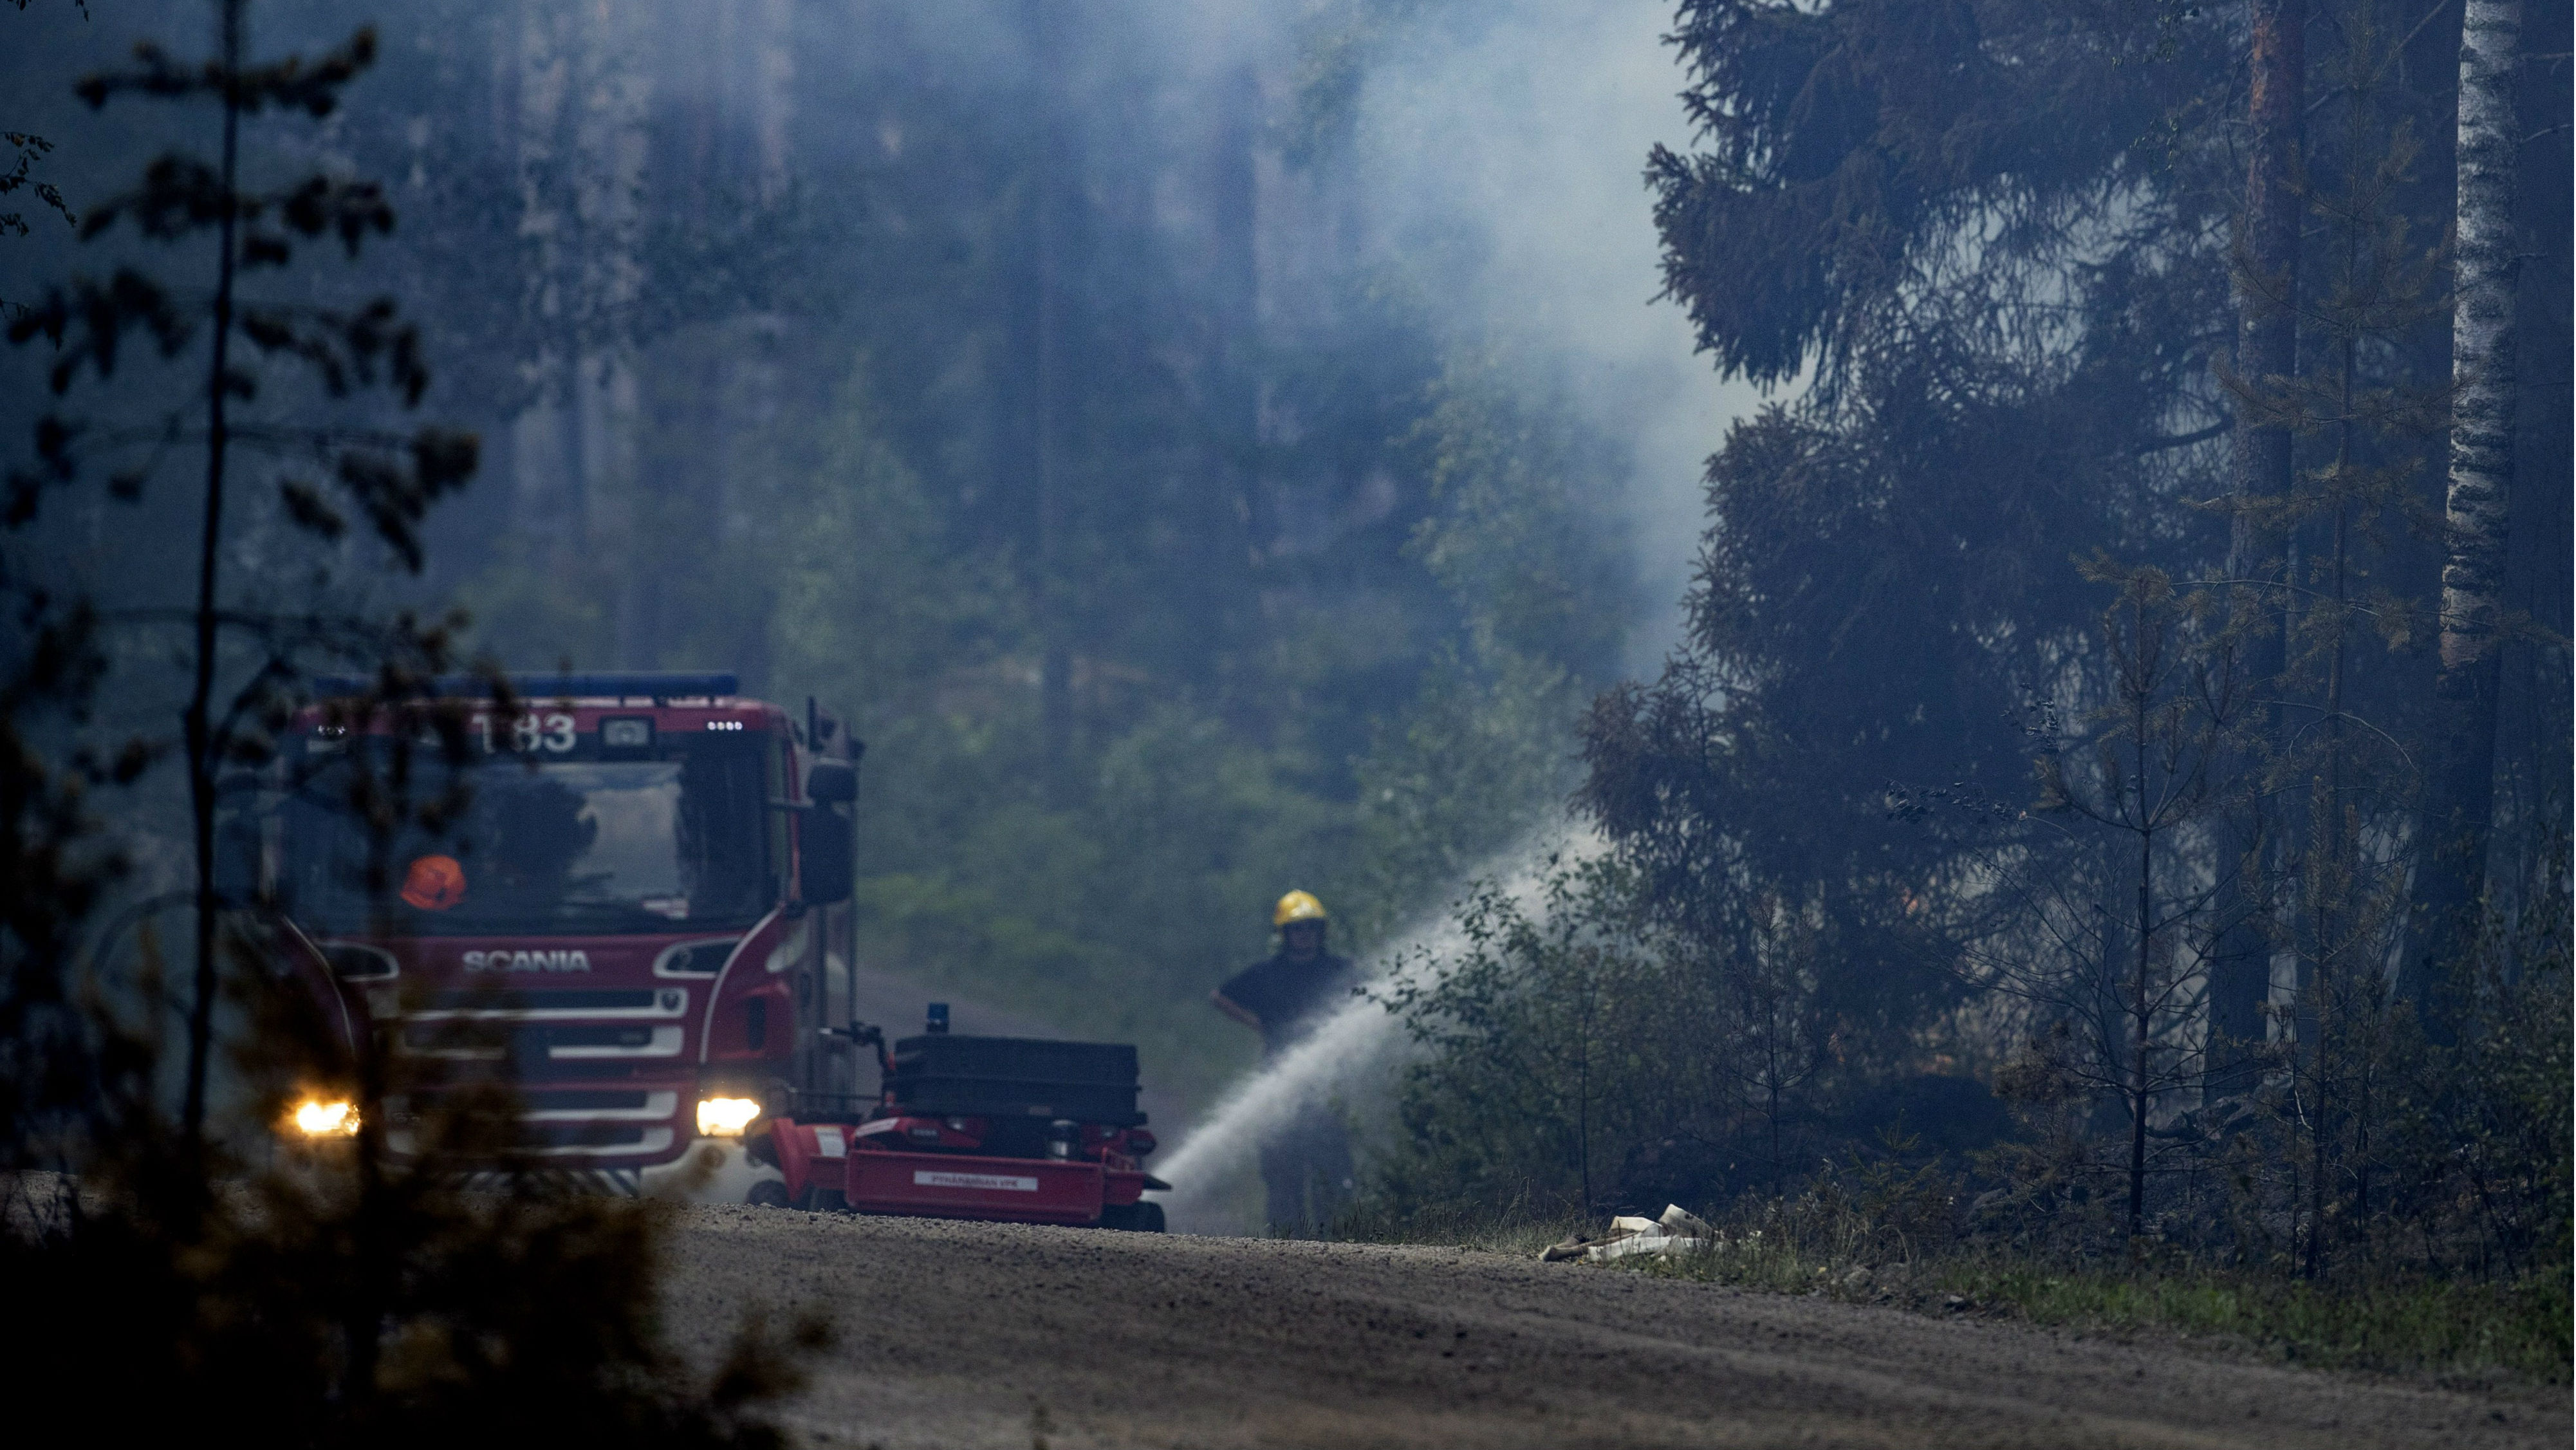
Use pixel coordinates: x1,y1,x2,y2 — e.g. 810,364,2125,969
291,1099,360,1138
696,1096,761,1137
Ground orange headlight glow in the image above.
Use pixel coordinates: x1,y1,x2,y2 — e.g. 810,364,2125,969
696,1097,761,1137
291,1099,360,1137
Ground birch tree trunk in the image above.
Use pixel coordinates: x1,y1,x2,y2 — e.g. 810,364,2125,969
2413,0,2522,1001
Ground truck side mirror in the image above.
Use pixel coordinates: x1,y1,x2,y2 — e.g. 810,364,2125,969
806,758,857,805
798,804,853,906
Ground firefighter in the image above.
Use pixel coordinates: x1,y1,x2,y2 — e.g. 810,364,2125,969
399,853,467,911
1212,890,1357,1232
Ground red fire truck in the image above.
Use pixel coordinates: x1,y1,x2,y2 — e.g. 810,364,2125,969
254,672,1165,1229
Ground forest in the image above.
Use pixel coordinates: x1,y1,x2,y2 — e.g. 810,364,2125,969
1360,0,2573,1376
2,0,1687,1116
1,0,2569,1429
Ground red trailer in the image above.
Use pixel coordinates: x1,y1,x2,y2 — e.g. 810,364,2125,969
756,1017,1169,1231
242,672,1168,1227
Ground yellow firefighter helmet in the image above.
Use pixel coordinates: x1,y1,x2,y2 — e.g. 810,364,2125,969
1272,890,1329,927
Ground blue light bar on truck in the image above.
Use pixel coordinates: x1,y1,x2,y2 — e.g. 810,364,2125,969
309,673,741,702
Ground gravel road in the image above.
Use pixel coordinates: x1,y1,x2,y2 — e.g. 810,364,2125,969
660,1204,2564,1449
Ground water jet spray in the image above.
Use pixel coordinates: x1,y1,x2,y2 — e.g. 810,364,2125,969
1154,826,1598,1232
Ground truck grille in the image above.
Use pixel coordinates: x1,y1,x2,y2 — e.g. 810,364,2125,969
400,1022,685,1060
403,1088,674,1117
513,1123,651,1149
544,1024,678,1051
390,1123,676,1159
526,1090,653,1111
414,988,684,1018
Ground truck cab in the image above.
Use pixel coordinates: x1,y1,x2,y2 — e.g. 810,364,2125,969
254,673,857,1196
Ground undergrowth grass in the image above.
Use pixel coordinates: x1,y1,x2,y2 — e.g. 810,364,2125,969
1620,1230,2571,1384
1322,1198,1588,1258
1340,1197,2569,1384
1926,1259,2570,1382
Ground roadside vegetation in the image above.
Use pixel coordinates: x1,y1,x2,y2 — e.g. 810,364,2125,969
1344,863,2571,1384
1342,1185,2568,1383
1346,0,2573,1391
1631,1216,2570,1384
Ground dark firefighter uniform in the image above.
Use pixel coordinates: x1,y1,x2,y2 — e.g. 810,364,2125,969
1213,890,1357,1232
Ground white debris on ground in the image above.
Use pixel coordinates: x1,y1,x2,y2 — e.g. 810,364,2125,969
1540,1204,1723,1263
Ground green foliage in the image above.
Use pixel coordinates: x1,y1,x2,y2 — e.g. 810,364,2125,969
1360,1139,2570,1382
1284,0,1478,169
1650,0,2229,393
1403,351,1636,678
2442,862,2575,1279
1326,1194,1590,1257
2,902,818,1447
1346,646,1586,945
764,362,1021,736
1369,842,2573,1378
1590,1,2247,1110
1364,2,2571,1365
1371,857,1701,1218
3,10,813,1441
1938,561,2261,1240
1360,852,1908,1220
1931,1261,2571,1381
1626,1216,2570,1382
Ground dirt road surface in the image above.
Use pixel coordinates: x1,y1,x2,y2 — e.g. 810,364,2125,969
660,1205,2564,1449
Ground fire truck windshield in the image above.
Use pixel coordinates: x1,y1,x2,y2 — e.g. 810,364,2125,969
282,732,781,935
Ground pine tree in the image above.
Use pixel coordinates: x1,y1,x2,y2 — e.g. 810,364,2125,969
7,5,477,1148
1597,0,2237,1072
2219,0,2454,1278
2207,0,2308,1074
1965,562,2253,1241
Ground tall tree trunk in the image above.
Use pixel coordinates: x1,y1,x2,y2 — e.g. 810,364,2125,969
2130,698,2153,1243
181,0,246,1151
1030,0,1072,794
2302,324,2358,1281
1213,61,1271,739
2229,0,2307,579
2413,0,2522,1005
2210,0,2307,1086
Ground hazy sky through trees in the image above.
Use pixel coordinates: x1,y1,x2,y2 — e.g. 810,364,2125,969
1326,0,1768,664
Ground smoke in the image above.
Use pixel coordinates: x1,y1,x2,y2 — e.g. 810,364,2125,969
1082,0,1759,663
1154,825,1594,1233
1324,0,1767,667
1143,1,1759,1233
